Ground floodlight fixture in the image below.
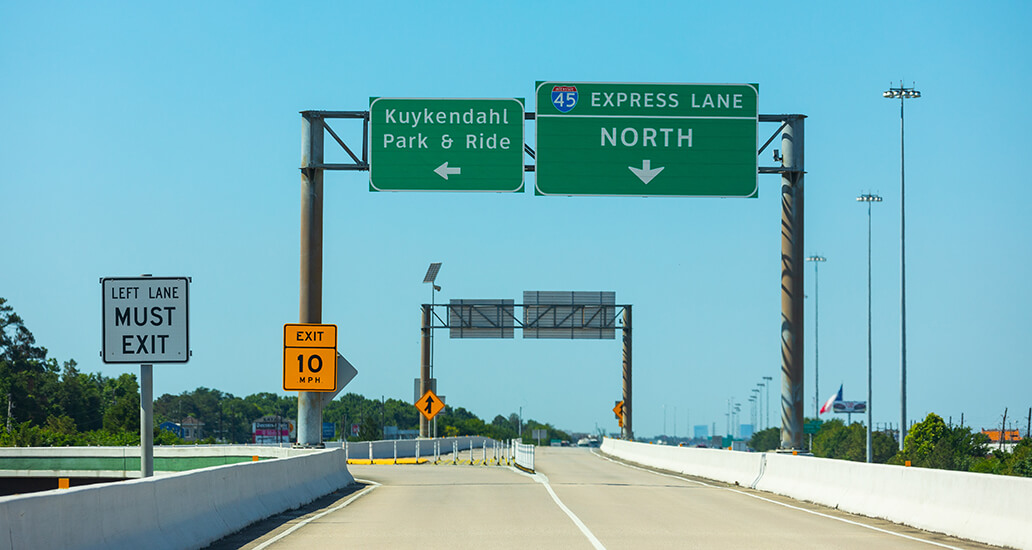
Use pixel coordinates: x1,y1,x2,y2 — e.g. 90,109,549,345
423,262,442,284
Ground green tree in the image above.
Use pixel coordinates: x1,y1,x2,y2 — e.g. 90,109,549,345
101,374,140,433
56,360,104,431
812,419,896,463
1007,438,1032,477
1,298,57,428
891,413,990,471
748,427,779,452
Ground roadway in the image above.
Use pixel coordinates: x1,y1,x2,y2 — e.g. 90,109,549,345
213,446,998,550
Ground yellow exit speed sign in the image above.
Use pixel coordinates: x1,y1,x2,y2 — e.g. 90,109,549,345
283,324,337,391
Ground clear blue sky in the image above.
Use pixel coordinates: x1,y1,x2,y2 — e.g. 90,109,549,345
2,1,1029,438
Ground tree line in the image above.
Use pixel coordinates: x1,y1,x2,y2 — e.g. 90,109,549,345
1,297,568,446
748,414,1032,478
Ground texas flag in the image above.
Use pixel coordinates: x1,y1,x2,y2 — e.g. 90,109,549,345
819,385,843,415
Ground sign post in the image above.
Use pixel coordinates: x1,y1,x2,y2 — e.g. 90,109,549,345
369,98,525,192
535,82,758,197
101,276,190,478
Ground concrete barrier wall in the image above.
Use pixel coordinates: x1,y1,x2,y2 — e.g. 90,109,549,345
0,445,300,478
600,438,1032,549
0,447,354,550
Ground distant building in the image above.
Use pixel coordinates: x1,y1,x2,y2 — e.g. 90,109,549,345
981,428,1022,443
158,421,184,439
384,426,418,440
181,416,204,441
694,425,708,439
252,415,294,445
739,424,754,439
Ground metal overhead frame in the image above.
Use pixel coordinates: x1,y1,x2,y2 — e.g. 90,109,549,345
419,302,633,439
298,109,806,451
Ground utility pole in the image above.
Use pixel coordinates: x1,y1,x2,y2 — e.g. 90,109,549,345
1000,407,1008,451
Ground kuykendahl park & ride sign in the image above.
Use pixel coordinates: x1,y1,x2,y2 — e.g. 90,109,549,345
534,82,758,197
369,97,525,192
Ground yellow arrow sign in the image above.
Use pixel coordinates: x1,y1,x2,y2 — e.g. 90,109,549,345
416,389,445,421
613,400,624,420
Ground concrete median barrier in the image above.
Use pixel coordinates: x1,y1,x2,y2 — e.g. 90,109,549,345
0,447,353,550
600,438,1032,549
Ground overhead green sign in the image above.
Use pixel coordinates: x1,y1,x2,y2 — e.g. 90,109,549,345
369,98,524,192
534,82,758,197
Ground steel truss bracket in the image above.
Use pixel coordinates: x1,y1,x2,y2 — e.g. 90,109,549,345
301,110,805,178
300,110,370,172
758,114,806,176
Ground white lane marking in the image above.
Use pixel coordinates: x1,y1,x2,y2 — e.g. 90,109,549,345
590,450,967,550
251,478,380,550
529,471,607,550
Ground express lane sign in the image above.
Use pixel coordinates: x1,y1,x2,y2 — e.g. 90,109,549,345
535,82,758,197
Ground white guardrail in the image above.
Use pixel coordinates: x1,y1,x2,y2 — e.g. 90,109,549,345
0,447,354,550
600,437,1032,550
514,441,535,473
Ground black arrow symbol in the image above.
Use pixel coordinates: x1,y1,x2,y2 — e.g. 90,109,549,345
424,396,435,414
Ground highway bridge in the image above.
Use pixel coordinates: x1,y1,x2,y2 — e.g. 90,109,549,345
215,447,1000,550
1,439,1028,549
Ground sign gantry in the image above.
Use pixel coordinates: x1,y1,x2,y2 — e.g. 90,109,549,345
299,85,808,449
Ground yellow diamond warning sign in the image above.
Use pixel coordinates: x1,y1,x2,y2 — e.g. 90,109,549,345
416,389,445,421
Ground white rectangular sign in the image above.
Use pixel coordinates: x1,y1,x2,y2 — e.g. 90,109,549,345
102,276,189,363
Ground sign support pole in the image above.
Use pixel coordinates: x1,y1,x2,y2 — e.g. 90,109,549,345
778,116,805,450
140,363,153,477
622,306,632,440
298,111,325,448
420,305,431,438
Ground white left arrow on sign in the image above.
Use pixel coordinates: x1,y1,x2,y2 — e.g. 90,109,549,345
434,162,461,180
629,160,664,184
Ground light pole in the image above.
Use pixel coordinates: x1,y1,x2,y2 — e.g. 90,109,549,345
422,262,442,439
749,393,759,431
755,383,764,429
762,376,773,431
857,193,882,463
806,255,827,418
423,262,442,381
883,82,920,450
734,403,742,439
